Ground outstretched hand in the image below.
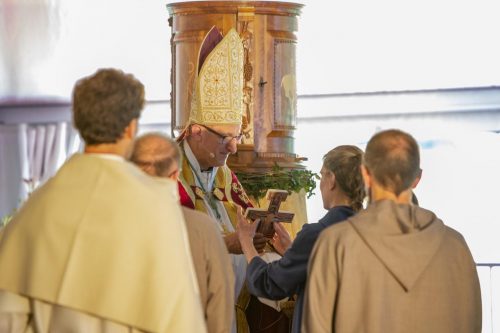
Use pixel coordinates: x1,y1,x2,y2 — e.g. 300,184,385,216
236,206,260,242
271,222,292,256
236,206,265,262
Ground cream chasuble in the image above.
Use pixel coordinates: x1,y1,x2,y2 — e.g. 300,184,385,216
0,154,206,333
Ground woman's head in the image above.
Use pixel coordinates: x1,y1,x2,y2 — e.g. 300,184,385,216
321,145,365,211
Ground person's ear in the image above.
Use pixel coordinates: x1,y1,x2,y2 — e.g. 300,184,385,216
329,172,336,191
361,164,372,189
124,118,138,140
169,169,180,181
411,168,422,189
189,124,203,142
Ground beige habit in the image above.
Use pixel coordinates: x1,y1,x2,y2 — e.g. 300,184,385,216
182,207,235,333
0,154,206,333
302,200,481,333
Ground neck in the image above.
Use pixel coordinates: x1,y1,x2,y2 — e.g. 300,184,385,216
326,192,352,210
370,185,412,204
199,162,212,172
84,140,130,158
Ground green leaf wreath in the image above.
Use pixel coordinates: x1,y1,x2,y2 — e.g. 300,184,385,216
236,164,319,200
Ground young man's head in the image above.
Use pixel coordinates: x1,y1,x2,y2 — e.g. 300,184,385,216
72,68,144,155
130,133,180,180
362,129,422,202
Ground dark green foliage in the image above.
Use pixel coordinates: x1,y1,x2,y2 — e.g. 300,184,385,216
236,164,319,200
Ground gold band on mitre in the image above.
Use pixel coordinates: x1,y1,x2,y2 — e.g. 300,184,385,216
189,26,244,126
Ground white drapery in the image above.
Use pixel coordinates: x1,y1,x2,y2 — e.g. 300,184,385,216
0,122,80,217
0,0,61,97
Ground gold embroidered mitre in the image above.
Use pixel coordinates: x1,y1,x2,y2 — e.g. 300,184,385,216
189,26,244,126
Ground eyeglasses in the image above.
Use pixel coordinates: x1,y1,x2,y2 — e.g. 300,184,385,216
196,124,243,146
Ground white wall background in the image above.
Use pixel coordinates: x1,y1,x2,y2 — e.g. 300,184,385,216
2,0,500,99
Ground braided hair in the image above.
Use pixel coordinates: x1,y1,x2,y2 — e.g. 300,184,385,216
322,145,365,212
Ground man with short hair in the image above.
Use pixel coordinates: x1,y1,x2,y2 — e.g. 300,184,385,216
302,129,481,333
130,132,235,333
0,68,206,333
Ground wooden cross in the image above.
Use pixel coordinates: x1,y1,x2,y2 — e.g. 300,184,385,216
245,189,294,238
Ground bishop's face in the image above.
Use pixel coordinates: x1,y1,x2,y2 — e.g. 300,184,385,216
194,123,242,169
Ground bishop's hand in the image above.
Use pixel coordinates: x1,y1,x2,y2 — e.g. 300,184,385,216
252,232,267,253
223,232,243,254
